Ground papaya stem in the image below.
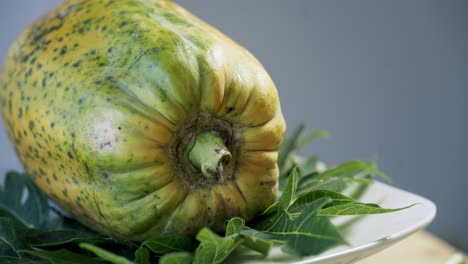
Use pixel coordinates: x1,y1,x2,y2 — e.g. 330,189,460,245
188,131,231,182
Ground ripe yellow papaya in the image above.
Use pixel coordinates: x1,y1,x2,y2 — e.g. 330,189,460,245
0,0,286,241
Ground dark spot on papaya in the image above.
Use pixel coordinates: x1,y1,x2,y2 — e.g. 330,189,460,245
108,47,113,53
60,46,68,55
53,47,58,52
49,72,54,78
72,60,82,68
25,68,33,78
90,49,96,55
74,43,79,48
98,62,106,67
17,108,23,119
50,122,55,128
57,81,62,88
67,151,74,159
30,57,37,65
28,120,35,130
83,18,92,25
78,98,84,104
22,54,30,62
33,23,63,42
62,188,68,197
42,77,47,88
101,172,109,179
37,63,43,69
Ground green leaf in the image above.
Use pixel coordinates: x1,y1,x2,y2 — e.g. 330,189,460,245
225,217,245,236
79,243,132,264
279,167,299,210
299,176,348,194
0,172,50,229
297,156,319,177
0,256,48,263
318,160,389,181
291,190,354,212
193,228,244,264
159,252,193,264
142,234,196,254
296,129,329,151
278,126,328,179
19,249,108,264
238,233,272,257
259,201,279,216
317,202,415,216
28,229,103,247
0,217,33,257
242,198,346,256
134,247,150,264
278,125,306,175
291,189,413,217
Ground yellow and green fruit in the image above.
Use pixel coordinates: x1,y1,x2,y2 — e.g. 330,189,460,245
0,0,286,241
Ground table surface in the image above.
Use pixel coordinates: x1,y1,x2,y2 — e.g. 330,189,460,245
358,231,465,264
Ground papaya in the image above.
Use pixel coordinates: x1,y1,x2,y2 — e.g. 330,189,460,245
0,0,286,241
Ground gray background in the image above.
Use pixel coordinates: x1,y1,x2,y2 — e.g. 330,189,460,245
0,0,467,251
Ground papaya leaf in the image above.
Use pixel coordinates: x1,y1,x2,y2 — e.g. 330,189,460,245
240,235,272,257
224,217,272,256
193,228,244,264
142,234,196,254
79,243,132,264
317,202,416,217
259,201,279,216
0,256,48,264
290,189,414,217
0,172,50,229
28,229,104,247
278,126,328,183
0,217,35,257
226,217,245,236
19,249,108,264
278,125,306,175
297,156,320,177
242,198,346,256
318,160,389,182
279,167,299,209
159,252,193,264
134,247,150,264
298,176,348,194
291,190,354,212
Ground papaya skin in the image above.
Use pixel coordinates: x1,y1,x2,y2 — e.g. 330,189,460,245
0,0,286,241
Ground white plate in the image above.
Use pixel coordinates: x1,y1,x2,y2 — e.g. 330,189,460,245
226,181,437,264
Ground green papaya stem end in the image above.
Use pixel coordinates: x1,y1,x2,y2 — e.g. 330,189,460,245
188,131,232,182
